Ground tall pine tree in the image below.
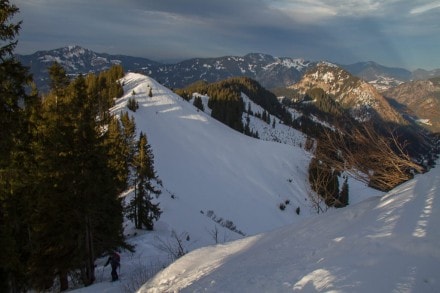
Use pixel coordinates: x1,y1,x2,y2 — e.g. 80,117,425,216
0,1,34,291
128,132,162,230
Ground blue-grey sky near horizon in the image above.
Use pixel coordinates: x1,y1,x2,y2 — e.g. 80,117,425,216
11,0,440,70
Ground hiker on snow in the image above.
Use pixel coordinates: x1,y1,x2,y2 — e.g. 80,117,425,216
104,251,120,281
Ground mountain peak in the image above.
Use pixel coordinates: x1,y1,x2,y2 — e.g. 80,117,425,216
317,61,339,68
244,52,275,61
291,62,403,123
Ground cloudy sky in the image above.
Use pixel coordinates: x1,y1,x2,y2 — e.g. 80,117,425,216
12,0,440,70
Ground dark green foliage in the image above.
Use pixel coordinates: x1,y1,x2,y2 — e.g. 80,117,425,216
208,90,244,132
48,62,70,96
127,97,139,111
262,110,267,123
177,78,245,131
176,77,293,133
193,96,204,111
1,3,132,290
104,117,129,193
28,69,132,289
127,132,162,230
120,112,137,169
296,88,347,125
0,1,35,291
85,64,124,124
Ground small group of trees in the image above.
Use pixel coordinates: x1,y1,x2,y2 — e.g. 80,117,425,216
308,157,349,213
128,97,139,111
193,96,204,111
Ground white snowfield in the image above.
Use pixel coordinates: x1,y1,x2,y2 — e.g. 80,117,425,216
139,164,440,293
72,72,435,293
113,73,314,240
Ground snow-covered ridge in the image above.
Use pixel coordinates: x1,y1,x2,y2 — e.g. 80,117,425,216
112,71,315,236
71,72,385,293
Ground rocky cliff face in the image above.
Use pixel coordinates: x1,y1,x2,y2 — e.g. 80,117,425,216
289,62,404,123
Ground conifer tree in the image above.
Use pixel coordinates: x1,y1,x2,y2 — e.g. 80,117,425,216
105,117,129,193
48,62,70,96
128,132,162,230
29,71,131,290
193,96,204,111
0,1,34,291
120,112,137,173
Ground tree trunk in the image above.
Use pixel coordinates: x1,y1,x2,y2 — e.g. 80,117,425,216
59,270,68,291
83,216,95,286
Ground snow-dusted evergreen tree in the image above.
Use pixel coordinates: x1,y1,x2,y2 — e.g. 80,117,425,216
128,132,162,230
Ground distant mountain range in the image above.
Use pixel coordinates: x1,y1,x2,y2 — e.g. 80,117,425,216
16,45,440,92
16,46,440,133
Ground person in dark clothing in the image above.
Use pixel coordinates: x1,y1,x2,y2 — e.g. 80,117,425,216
104,252,120,281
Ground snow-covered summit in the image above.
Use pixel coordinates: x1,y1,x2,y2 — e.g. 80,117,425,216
112,72,313,237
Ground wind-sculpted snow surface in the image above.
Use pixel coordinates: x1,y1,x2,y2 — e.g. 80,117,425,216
139,162,440,292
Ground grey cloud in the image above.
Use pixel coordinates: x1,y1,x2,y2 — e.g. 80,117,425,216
11,0,440,69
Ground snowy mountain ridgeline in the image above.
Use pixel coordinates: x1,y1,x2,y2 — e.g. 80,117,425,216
70,72,440,293
18,46,440,136
18,45,440,92
16,45,160,91
16,46,440,134
16,46,312,91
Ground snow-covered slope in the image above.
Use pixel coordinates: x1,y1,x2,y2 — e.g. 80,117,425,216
113,73,312,238
139,160,440,293
71,72,383,292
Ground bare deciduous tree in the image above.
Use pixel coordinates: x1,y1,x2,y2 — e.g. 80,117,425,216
308,158,344,213
317,122,423,191
154,230,189,261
